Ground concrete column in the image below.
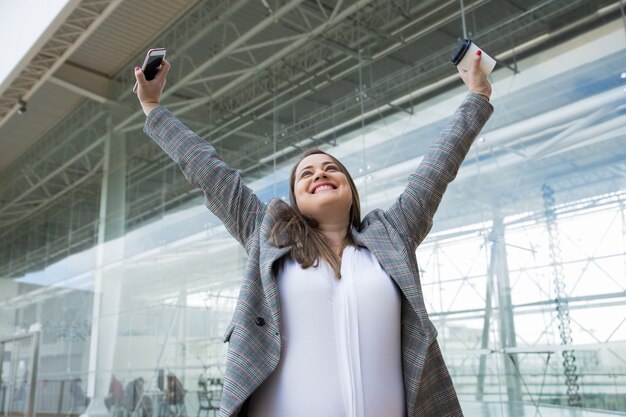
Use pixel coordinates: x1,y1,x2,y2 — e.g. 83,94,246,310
82,113,126,417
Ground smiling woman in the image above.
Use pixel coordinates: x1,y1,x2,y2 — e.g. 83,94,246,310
269,149,362,278
136,51,493,417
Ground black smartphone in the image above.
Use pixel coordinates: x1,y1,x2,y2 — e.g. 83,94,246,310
133,48,166,93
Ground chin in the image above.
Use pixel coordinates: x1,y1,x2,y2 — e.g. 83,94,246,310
309,202,351,219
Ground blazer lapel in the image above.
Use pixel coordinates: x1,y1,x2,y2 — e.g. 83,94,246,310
258,200,292,329
352,229,428,326
259,241,291,329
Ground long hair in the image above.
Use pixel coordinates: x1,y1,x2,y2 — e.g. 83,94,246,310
269,149,361,278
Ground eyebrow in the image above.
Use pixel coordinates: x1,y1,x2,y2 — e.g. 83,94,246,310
298,160,335,177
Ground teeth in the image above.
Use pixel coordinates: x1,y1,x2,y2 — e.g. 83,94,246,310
314,185,334,194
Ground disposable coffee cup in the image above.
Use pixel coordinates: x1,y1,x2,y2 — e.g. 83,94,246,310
451,39,496,76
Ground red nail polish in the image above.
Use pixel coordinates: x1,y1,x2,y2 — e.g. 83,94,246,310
134,66,141,71
476,50,482,56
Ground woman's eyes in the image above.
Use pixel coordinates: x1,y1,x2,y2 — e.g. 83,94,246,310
300,165,338,179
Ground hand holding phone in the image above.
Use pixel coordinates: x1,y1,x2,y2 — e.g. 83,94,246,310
133,48,166,93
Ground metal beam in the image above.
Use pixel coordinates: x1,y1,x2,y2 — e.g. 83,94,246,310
115,0,309,131
0,138,104,217
491,214,524,413
476,235,495,401
49,62,111,103
150,0,376,119
0,0,124,129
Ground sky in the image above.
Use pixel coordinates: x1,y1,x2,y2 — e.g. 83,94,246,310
0,0,73,94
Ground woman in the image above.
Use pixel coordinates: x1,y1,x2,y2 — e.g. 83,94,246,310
135,50,493,417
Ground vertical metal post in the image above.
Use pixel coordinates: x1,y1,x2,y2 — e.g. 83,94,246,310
459,0,468,39
542,183,582,407
57,380,65,416
7,340,18,417
491,214,524,415
476,243,495,401
619,199,626,286
0,340,5,417
174,279,188,385
25,332,40,417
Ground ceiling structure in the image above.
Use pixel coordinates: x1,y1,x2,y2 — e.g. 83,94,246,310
0,0,625,279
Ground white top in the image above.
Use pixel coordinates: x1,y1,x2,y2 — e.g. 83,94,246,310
248,246,405,417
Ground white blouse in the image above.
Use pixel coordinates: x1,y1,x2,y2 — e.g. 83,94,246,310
248,246,405,417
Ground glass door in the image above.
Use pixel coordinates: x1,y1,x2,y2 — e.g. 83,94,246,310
0,333,40,417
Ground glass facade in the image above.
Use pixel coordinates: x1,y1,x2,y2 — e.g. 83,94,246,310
1,5,625,417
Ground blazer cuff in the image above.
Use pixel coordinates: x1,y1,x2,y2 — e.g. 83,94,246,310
143,105,170,137
465,92,494,119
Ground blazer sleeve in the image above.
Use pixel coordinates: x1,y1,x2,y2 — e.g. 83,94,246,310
385,92,493,248
143,106,266,250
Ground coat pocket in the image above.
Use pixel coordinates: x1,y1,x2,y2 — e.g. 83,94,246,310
222,322,236,343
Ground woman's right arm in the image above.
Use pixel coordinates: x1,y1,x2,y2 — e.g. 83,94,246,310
136,60,265,250
383,52,493,249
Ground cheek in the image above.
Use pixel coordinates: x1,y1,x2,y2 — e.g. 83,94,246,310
293,182,307,204
339,178,352,199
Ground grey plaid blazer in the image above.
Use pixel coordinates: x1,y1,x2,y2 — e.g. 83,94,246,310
144,93,493,417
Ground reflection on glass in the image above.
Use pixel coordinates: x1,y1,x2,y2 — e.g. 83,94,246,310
68,378,88,416
196,377,220,417
0,13,625,417
124,377,152,417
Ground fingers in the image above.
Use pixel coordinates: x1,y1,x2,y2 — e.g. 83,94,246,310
133,59,169,84
471,50,482,73
455,50,492,99
157,59,171,79
133,59,169,95
134,66,145,82
457,62,470,85
455,51,481,77
133,66,146,93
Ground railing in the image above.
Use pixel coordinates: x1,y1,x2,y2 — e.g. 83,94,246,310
29,374,223,417
447,343,626,414
34,379,89,417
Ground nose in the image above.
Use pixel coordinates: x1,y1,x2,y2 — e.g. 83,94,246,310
314,168,327,181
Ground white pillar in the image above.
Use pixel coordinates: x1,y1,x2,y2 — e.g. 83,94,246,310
82,114,126,417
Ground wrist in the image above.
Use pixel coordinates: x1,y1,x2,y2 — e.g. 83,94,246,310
141,102,160,117
469,89,490,101
475,92,490,102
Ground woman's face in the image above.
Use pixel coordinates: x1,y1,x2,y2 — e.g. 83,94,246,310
293,153,353,223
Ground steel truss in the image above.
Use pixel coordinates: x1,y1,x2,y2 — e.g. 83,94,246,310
0,0,621,278
418,189,626,407
0,0,124,128
542,183,583,407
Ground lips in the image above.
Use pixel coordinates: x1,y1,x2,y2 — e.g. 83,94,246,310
311,182,336,194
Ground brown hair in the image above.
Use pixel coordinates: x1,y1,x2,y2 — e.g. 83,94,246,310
270,149,361,278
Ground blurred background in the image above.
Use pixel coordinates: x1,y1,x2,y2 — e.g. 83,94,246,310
0,0,625,416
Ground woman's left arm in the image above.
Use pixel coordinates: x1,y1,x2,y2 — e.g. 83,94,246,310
386,52,494,246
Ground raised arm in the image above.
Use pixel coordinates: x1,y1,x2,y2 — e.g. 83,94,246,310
386,51,494,247
135,60,265,250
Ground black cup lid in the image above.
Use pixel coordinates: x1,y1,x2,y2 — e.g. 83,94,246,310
451,39,472,65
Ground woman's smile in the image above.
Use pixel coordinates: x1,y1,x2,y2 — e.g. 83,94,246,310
311,182,336,194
